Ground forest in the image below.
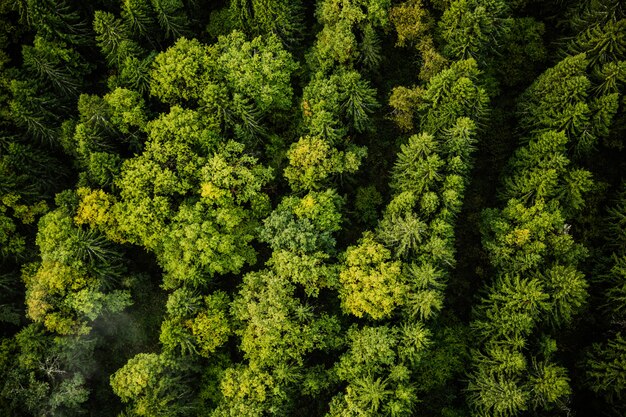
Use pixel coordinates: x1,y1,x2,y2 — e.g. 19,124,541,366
0,0,625,416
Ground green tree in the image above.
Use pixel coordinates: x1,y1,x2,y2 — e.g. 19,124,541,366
23,209,131,336
389,59,488,134
229,0,305,45
159,141,272,288
0,325,95,416
586,334,626,405
93,11,144,68
302,70,379,141
439,0,511,63
339,233,405,320
150,31,297,144
160,289,231,358
518,53,619,154
19,0,90,45
284,136,366,192
259,190,343,254
111,353,197,416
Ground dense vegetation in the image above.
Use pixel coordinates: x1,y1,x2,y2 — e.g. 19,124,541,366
0,0,625,416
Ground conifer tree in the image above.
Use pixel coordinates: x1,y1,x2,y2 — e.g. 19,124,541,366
467,24,623,417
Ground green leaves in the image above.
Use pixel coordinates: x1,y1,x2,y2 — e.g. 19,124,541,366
528,361,571,410
518,54,619,154
151,32,297,113
466,7,626,414
284,136,366,192
110,353,196,416
161,290,231,357
233,270,341,368
390,132,441,195
22,36,86,97
150,32,297,144
229,0,305,44
389,59,488,134
481,199,586,275
260,190,342,254
472,275,549,342
308,0,390,72
585,334,626,403
2,1,625,416
330,325,423,416
467,370,529,417
302,70,379,141
94,11,143,68
567,19,626,71
24,210,131,335
20,0,90,44
215,31,298,113
339,233,405,319
150,37,212,104
118,137,272,288
439,0,510,62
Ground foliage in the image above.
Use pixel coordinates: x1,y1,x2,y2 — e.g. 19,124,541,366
1,1,626,417
339,233,405,319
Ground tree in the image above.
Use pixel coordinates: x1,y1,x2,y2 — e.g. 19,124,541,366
232,270,341,369
23,209,131,336
150,37,213,104
567,19,626,71
467,13,625,413
518,53,619,154
307,0,391,72
151,0,190,40
19,0,90,45
586,334,626,405
216,186,345,415
284,136,366,192
93,11,144,68
466,369,529,417
22,36,87,97
582,186,626,412
121,0,157,39
259,190,343,254
111,353,197,416
112,136,272,288
390,0,447,81
339,233,405,320
481,198,586,276
328,325,425,416
390,0,433,48
0,324,95,416
229,0,305,46
150,31,297,144
161,289,231,358
389,59,488,134
439,0,511,63
302,69,379,142
501,131,594,216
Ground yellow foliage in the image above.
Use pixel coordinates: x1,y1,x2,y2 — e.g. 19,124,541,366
390,0,432,47
200,182,228,201
220,367,273,403
76,188,126,243
23,261,93,335
43,312,81,335
340,235,406,319
507,228,531,246
25,288,52,322
190,310,230,357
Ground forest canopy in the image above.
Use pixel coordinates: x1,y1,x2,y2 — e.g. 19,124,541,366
0,0,625,416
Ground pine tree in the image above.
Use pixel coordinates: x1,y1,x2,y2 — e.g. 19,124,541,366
93,11,143,68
